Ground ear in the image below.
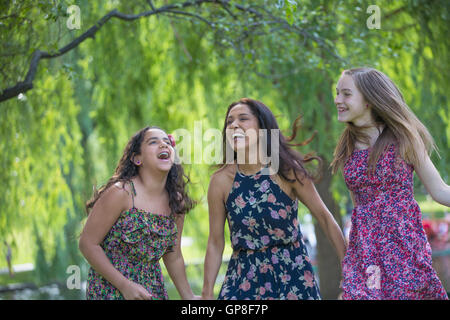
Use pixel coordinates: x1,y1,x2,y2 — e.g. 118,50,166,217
131,154,142,166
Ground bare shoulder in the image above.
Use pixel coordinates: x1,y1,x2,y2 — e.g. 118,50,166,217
112,180,132,195
208,165,237,202
210,164,236,183
81,182,133,245
94,181,132,215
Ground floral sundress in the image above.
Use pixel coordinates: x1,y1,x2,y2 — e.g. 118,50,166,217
218,167,321,300
86,183,177,300
342,144,448,300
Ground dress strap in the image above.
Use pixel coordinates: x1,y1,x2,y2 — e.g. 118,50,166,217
129,180,137,208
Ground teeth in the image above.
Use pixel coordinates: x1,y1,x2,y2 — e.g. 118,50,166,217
158,151,169,159
232,133,245,139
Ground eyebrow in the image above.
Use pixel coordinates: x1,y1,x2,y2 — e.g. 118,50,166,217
336,88,352,92
227,113,250,119
146,136,170,143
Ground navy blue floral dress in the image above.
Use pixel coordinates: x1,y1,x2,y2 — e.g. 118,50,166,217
218,167,321,300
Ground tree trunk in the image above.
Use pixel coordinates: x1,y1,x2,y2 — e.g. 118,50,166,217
314,157,343,300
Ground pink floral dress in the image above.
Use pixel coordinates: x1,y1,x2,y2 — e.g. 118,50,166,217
342,144,448,300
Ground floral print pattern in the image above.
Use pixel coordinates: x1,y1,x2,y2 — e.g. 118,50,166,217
86,207,177,300
218,168,321,300
342,144,448,300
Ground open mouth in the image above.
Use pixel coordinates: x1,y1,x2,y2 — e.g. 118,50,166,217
232,132,246,140
337,106,348,113
157,151,170,160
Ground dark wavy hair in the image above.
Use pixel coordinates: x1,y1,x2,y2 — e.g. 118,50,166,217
221,98,321,183
86,126,196,215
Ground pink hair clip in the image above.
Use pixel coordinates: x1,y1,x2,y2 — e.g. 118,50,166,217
167,134,176,147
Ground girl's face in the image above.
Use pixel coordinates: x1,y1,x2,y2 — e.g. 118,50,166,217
135,128,175,172
225,103,260,153
335,74,374,127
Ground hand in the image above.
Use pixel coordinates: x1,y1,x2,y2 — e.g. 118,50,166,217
181,293,202,300
201,293,215,300
120,279,154,300
337,278,344,300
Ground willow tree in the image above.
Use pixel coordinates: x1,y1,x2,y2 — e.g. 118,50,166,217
0,0,336,287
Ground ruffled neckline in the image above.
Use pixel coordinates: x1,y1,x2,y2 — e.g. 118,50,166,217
121,207,174,220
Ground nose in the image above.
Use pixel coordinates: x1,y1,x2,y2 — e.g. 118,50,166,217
228,119,240,129
334,93,343,105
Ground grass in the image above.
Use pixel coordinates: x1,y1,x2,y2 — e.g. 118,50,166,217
0,270,35,287
0,260,229,300
416,194,449,219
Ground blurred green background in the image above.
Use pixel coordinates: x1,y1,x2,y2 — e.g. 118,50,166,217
1,0,449,299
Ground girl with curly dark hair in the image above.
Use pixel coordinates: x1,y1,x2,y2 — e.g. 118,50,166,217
80,126,198,300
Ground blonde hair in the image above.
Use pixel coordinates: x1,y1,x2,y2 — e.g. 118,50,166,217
331,67,438,174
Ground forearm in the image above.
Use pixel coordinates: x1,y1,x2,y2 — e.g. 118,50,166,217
79,242,129,292
321,217,347,262
202,241,224,298
163,252,194,300
431,184,450,207
416,154,450,207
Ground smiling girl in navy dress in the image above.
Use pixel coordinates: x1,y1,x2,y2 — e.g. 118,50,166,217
202,98,347,300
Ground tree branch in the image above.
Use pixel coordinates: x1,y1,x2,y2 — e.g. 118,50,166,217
146,0,156,11
0,0,344,103
0,0,218,103
384,5,407,20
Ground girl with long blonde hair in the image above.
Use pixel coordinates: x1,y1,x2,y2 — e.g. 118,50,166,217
332,67,449,300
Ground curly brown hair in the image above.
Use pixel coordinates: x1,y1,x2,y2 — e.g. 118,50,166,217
86,126,196,215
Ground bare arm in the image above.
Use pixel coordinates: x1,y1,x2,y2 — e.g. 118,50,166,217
79,184,152,300
293,177,347,262
202,173,227,299
415,152,450,206
163,214,198,299
349,191,356,207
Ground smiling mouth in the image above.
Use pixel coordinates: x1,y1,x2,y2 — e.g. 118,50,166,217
232,133,246,140
337,107,348,113
157,151,170,160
